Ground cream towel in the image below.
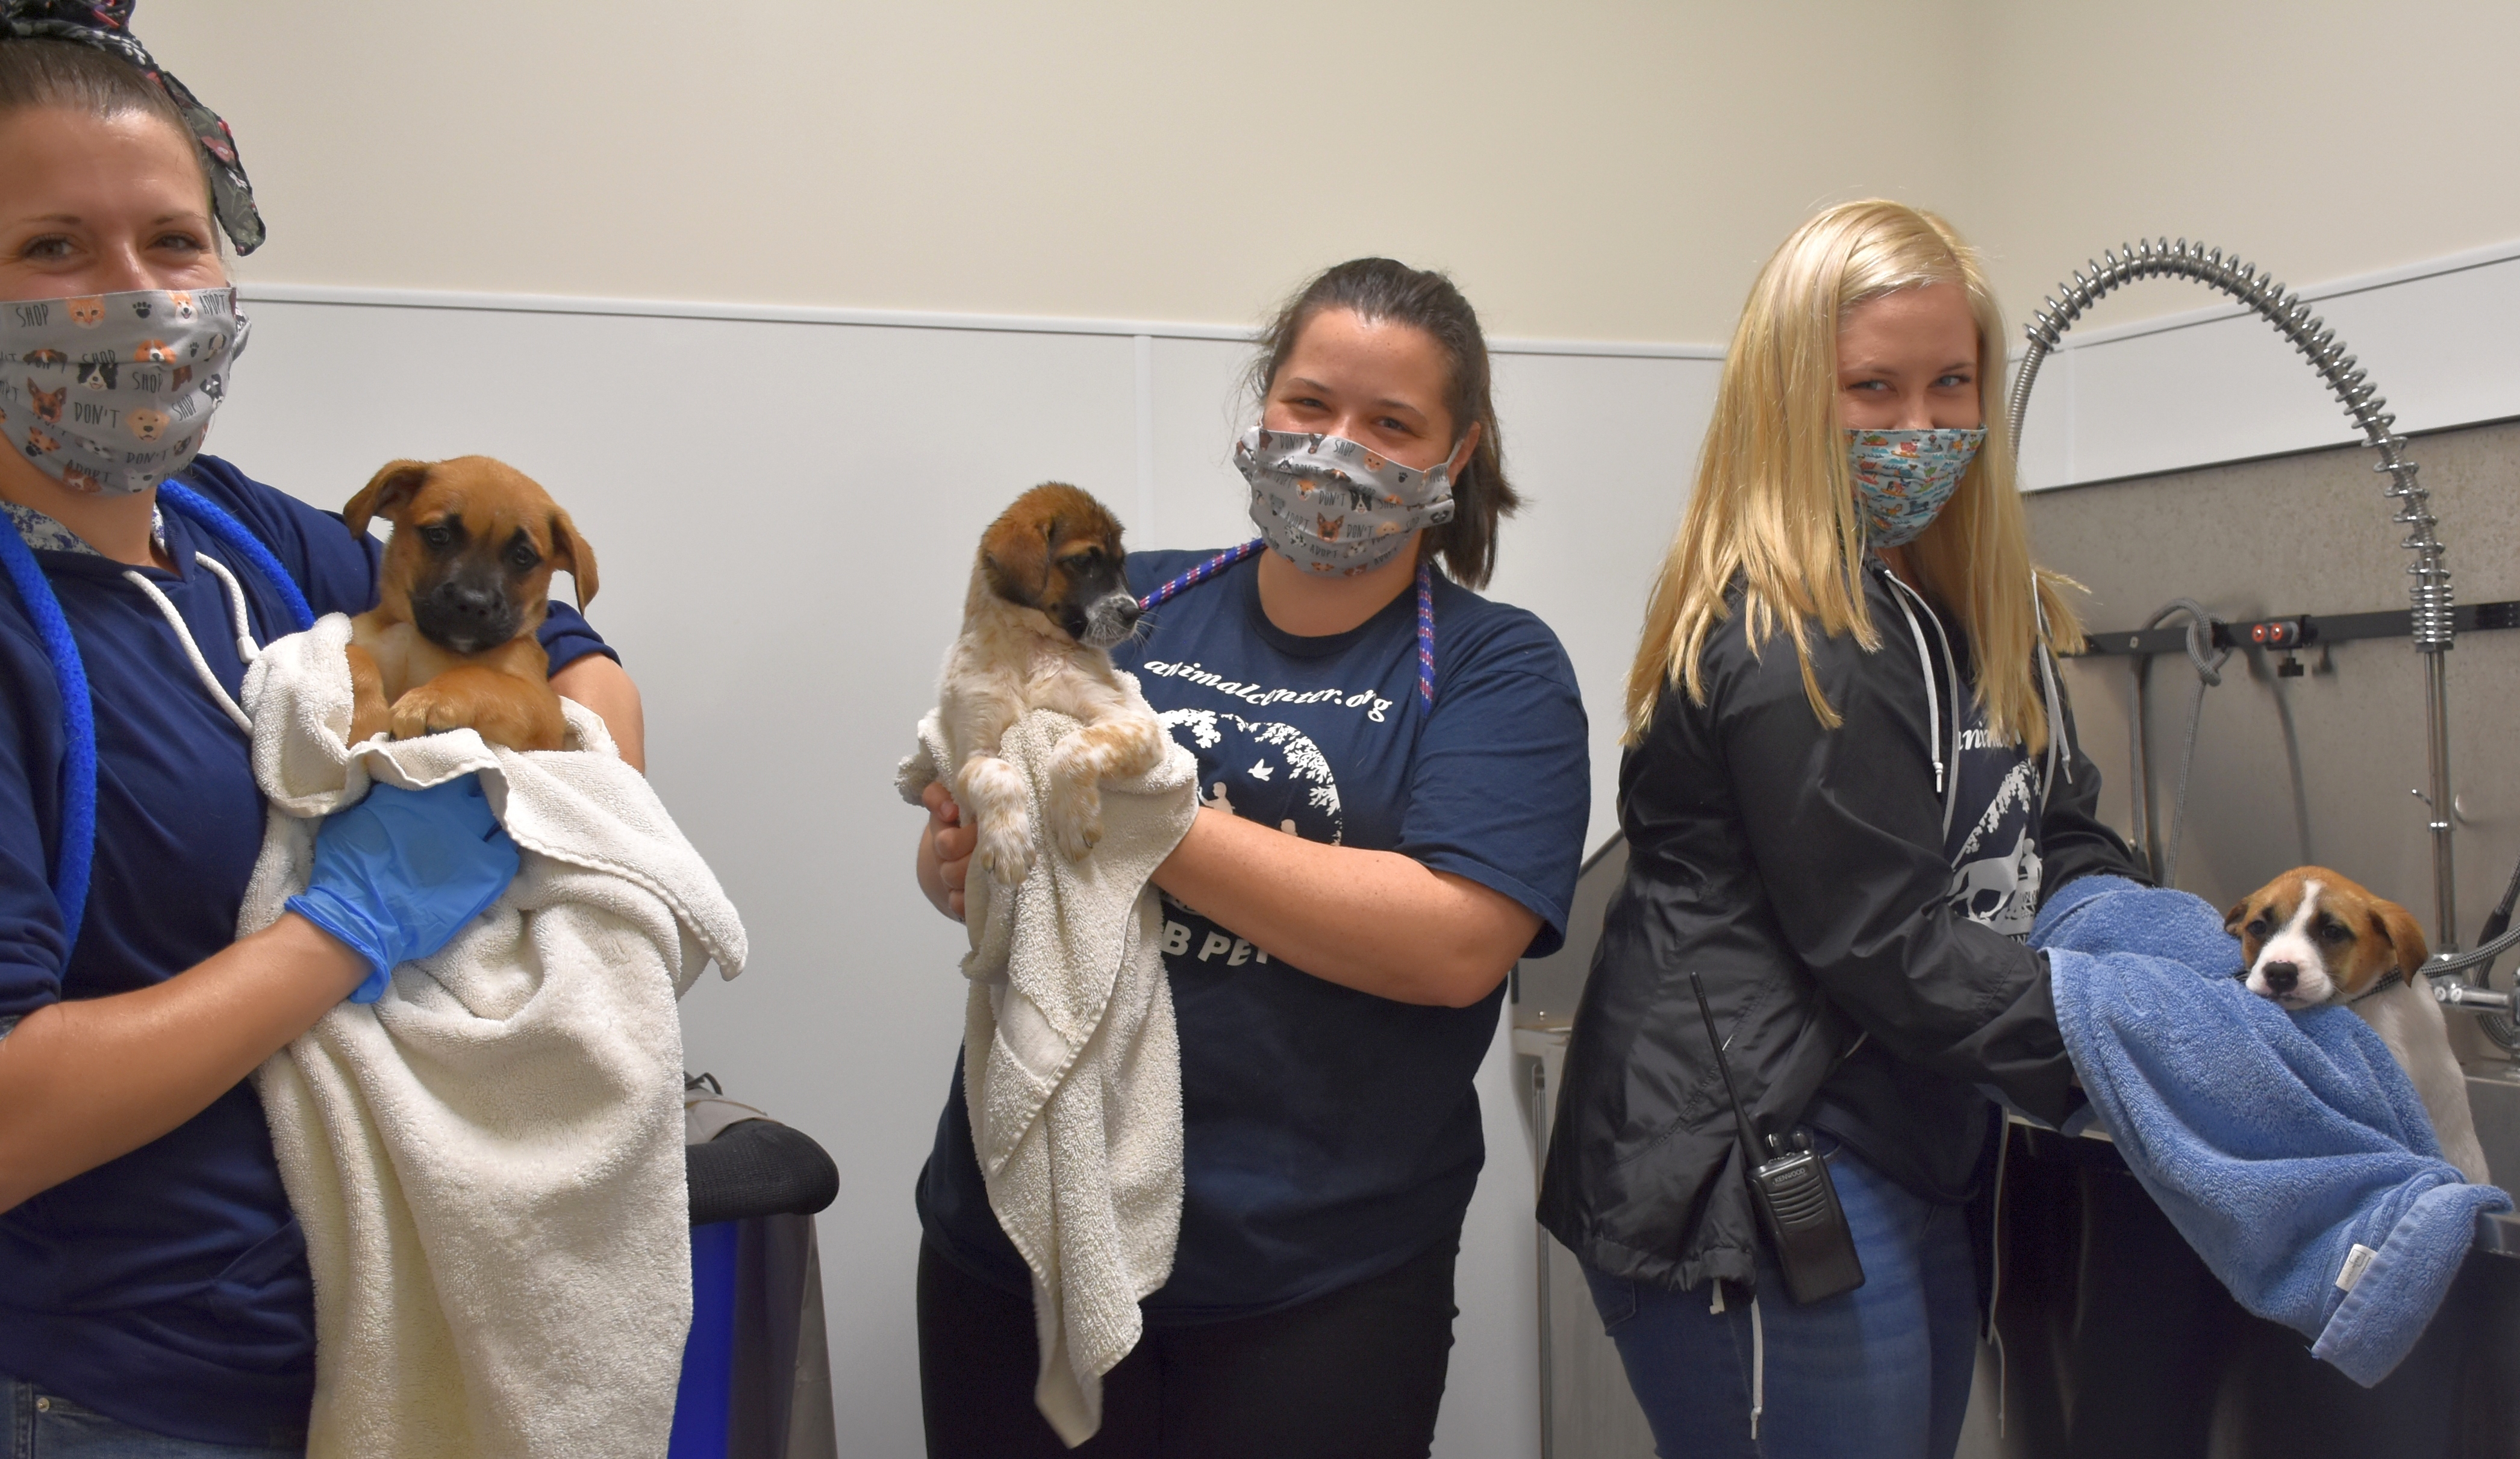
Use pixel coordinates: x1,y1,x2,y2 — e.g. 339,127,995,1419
237,614,747,1459
899,692,1196,1446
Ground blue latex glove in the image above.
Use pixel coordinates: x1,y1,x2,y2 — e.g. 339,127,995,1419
285,776,521,1003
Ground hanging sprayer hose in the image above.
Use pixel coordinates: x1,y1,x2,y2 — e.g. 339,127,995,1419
2007,239,2512,1049
2133,600,2230,889
2129,601,2316,889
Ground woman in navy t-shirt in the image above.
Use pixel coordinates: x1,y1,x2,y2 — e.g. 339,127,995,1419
912,258,1590,1457
0,21,640,1453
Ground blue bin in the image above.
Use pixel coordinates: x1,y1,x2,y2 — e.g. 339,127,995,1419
667,1219,743,1459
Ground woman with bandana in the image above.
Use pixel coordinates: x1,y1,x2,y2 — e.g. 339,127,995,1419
912,259,1589,1457
0,7,640,1451
1536,202,2144,1459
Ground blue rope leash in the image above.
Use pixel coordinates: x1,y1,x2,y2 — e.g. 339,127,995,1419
1137,538,1263,611
158,480,315,633
1137,538,1437,707
0,478,311,954
0,517,99,952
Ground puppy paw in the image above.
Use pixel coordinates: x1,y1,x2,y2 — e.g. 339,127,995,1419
976,811,1035,886
1046,784,1104,861
388,681,474,740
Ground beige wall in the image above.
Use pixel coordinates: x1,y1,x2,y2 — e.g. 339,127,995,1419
142,1,2520,344
1973,0,2520,336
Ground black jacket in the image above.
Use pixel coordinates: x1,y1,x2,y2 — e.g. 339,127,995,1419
1535,563,2143,1295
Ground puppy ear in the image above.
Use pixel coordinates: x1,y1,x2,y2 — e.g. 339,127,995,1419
981,511,1052,607
344,460,432,539
2370,899,2431,979
547,509,598,610
2223,899,2251,936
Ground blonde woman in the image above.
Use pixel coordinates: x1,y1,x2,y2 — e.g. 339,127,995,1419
1536,201,2144,1459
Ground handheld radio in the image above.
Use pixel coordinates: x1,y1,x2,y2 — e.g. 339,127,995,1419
1689,971,1865,1305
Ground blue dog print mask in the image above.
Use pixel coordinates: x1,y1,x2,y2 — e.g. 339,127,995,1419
1848,426,1985,548
0,286,248,496
1237,426,1458,577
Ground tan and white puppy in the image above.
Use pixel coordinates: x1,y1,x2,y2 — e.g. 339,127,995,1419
920,483,1166,886
2226,867,2490,1184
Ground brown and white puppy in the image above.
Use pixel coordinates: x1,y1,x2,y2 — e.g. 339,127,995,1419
2226,867,2490,1183
342,456,597,754
922,482,1164,886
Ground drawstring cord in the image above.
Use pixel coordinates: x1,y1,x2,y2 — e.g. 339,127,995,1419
1883,576,1942,796
1139,537,1439,708
119,552,260,736
1704,1279,1765,1441
1986,1120,2013,1439
1748,1292,1766,1440
1880,568,1960,839
2033,587,2070,817
0,482,311,952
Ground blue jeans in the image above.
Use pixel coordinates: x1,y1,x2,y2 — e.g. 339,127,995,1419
4,1377,302,1458
1581,1140,1979,1459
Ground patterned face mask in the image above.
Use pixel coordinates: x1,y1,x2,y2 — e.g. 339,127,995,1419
0,287,247,496
1236,426,1457,577
1848,426,1985,548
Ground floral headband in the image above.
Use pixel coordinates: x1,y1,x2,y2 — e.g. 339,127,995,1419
2,0,265,254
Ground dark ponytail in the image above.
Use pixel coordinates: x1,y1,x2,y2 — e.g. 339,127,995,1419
1248,258,1518,589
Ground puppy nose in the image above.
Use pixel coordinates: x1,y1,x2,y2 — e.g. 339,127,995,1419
1115,598,1142,628
435,584,505,623
2262,961,2299,993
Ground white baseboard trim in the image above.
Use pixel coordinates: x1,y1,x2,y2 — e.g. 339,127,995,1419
228,281,1726,360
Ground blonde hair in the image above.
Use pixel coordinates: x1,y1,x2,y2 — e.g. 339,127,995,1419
1623,199,2083,752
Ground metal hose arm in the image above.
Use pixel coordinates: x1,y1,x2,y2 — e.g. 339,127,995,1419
2006,239,2466,984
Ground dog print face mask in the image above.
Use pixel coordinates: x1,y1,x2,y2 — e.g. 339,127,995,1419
0,286,248,496
1848,426,1985,548
1236,426,1458,577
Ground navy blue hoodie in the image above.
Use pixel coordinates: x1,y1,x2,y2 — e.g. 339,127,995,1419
0,457,611,1446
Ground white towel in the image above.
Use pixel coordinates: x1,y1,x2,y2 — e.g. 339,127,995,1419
236,613,747,1459
899,691,1196,1445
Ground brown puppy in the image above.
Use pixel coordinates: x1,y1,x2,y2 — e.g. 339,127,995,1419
342,456,597,754
914,482,1163,885
2226,867,2490,1183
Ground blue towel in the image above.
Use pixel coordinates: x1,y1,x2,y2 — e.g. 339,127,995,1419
2032,875,2510,1386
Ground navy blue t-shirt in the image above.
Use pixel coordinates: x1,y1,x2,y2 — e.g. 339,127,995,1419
0,457,613,1446
918,548,1589,1319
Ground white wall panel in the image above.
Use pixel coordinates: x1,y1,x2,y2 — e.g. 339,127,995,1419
202,290,1704,1458
1485,351,1721,856
212,299,1141,1459
1140,335,1257,552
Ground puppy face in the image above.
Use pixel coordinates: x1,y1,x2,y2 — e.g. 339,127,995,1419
345,456,598,656
2225,866,2428,1008
27,381,63,423
979,482,1140,649
125,408,168,442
